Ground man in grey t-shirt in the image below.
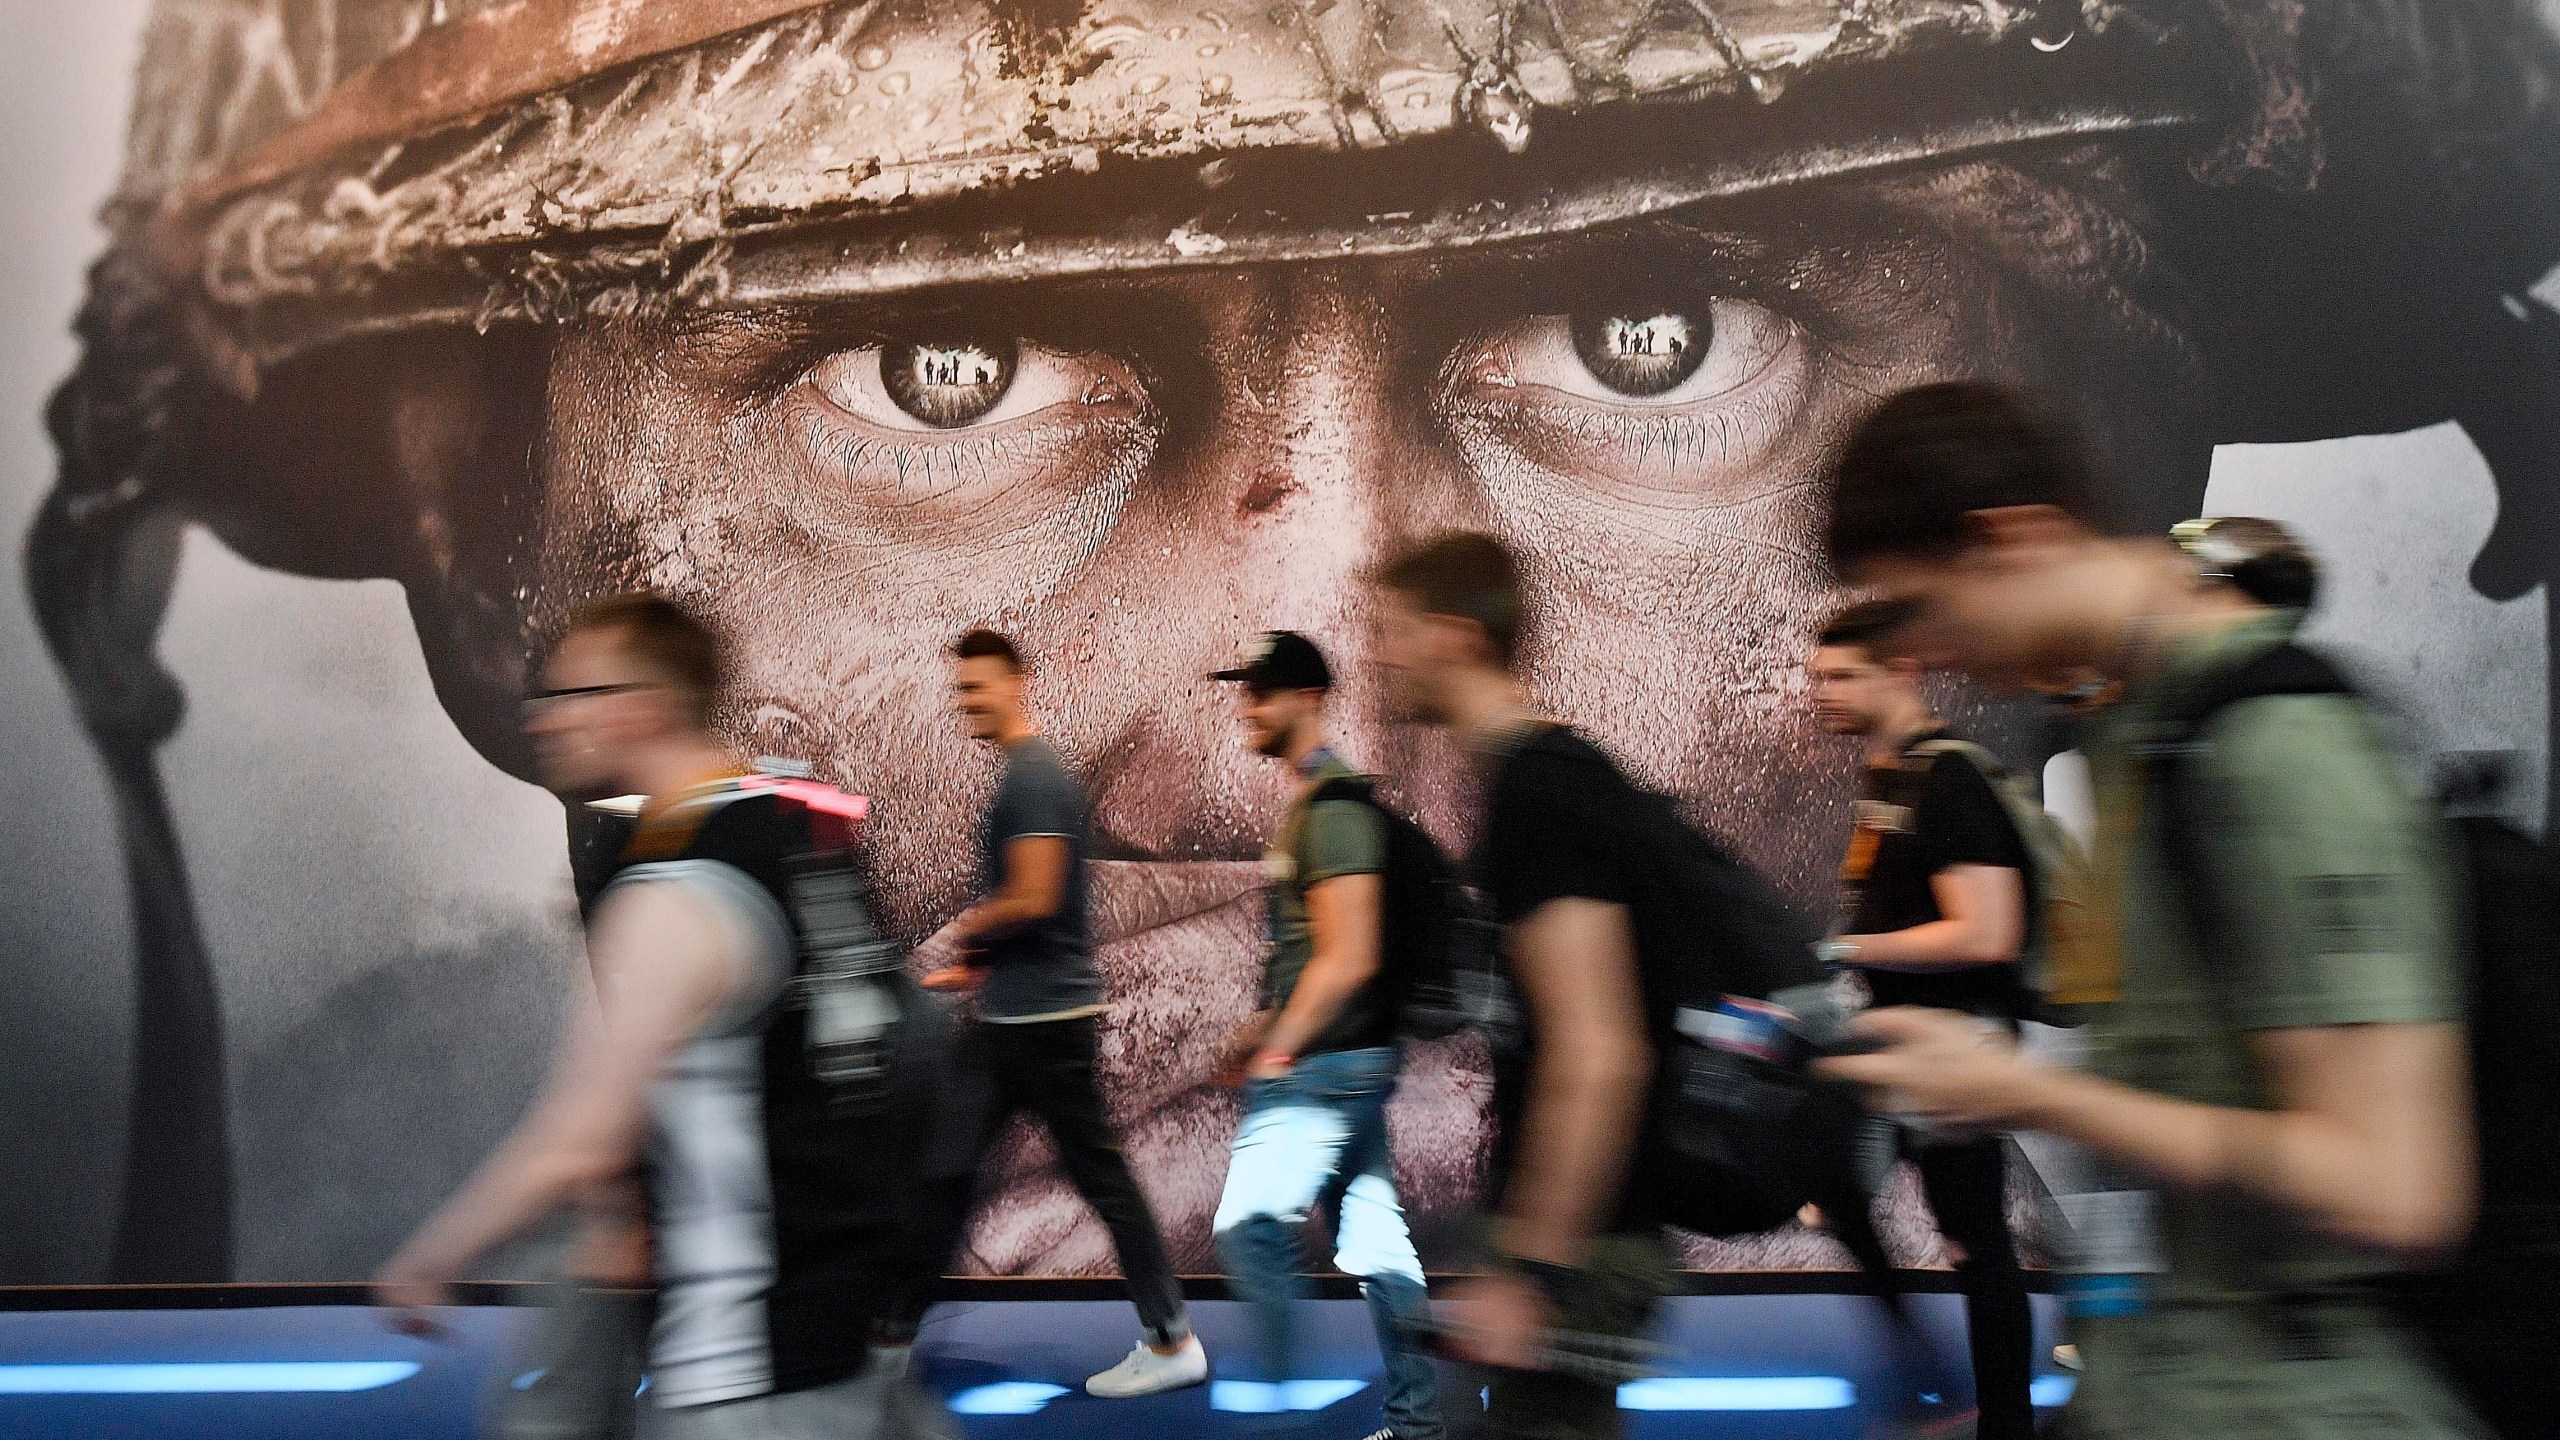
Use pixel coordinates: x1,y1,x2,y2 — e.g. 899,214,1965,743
969,733,1102,1021
884,629,1206,1400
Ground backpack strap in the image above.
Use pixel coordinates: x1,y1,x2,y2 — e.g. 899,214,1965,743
1908,735,2009,781
1307,773,1378,806
2141,641,2356,1019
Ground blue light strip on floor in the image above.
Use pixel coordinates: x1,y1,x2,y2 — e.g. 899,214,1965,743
1618,1377,1858,1411
1208,1379,1367,1413
0,1363,422,1395
948,1381,1071,1415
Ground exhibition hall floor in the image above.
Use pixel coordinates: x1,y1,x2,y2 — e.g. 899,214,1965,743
0,1286,2070,1438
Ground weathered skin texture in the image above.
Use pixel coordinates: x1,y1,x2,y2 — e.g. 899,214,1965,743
81,0,2555,1285
531,166,2108,1271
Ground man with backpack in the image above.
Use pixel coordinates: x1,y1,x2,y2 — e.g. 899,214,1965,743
372,594,945,1438
1808,598,2041,1440
1817,382,2494,1438
1209,630,1444,1440
1373,532,1724,1440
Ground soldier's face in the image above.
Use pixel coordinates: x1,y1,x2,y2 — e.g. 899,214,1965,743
533,178,2061,1270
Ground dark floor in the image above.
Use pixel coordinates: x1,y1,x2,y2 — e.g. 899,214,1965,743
0,1293,2073,1438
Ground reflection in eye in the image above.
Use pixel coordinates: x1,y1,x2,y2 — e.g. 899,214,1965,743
805,337,1120,436
789,332,1154,523
1499,299,1789,408
881,337,1018,427
1572,311,1705,397
1445,293,1809,501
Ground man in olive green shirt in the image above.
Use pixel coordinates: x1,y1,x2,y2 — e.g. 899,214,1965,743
1209,631,1442,1440
1817,383,2484,1437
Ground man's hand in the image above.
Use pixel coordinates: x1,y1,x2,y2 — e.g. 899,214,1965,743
916,910,989,992
1816,1006,2035,1135
1214,1012,1272,1088
1441,1271,1558,1371
372,1253,457,1337
942,903,993,953
1244,1048,1295,1082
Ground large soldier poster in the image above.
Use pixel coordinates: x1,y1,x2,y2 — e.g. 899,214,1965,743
2,0,2554,1286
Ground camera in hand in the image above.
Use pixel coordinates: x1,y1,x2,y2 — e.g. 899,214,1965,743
1646,973,1901,1239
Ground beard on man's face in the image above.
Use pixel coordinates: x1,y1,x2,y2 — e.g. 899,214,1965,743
520,158,2183,1269
1249,721,1290,760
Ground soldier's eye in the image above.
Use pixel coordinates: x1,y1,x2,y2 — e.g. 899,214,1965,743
1494,299,1790,407
881,337,1017,427
804,335,1123,433
1438,291,1812,504
785,328,1155,524
1570,311,1708,397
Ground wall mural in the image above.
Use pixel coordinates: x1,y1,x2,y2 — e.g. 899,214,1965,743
23,0,2560,1283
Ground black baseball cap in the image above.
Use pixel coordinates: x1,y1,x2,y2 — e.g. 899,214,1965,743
1210,631,1334,691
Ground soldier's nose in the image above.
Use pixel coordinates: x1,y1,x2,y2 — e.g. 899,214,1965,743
1213,268,1483,570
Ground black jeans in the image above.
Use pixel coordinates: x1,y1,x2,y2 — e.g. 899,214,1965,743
1823,1136,2036,1440
880,1015,1188,1345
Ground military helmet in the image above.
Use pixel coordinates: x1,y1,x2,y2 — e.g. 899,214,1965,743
112,0,2352,383
35,0,2560,1285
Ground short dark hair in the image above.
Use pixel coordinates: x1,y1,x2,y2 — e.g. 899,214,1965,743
949,628,1024,672
567,593,723,726
1371,531,1525,667
2172,516,2322,610
1816,599,1920,657
1826,382,2110,575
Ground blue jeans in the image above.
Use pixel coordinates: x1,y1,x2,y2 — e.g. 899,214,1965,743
1214,1046,1442,1440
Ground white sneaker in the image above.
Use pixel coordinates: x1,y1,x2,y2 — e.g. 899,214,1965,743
1084,1335,1209,1398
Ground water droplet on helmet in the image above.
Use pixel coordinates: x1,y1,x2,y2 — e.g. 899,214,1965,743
879,71,911,97
1134,72,1171,96
854,45,891,71
1167,223,1227,257
1478,92,1532,152
1197,156,1237,188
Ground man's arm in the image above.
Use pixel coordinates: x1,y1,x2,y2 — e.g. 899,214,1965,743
1826,697,2478,1263
1252,872,1383,1068
1838,864,2026,969
951,834,1070,950
375,882,741,1315
1495,896,1656,1265
1821,1011,2474,1260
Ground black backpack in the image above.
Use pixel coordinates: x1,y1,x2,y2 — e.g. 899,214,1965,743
1305,774,1507,1044
1621,782,1898,1238
594,774,949,1381
2144,642,2560,1437
1493,729,1891,1239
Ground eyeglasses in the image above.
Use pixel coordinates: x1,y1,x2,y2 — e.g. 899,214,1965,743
521,682,654,716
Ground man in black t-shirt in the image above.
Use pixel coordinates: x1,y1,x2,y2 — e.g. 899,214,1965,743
1373,533,1678,1440
1808,599,2036,1440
